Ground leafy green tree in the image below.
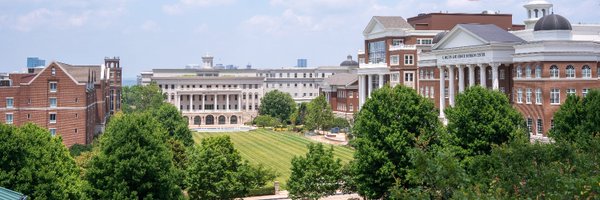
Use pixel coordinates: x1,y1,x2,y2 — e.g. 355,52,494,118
85,113,182,199
287,143,343,200
445,86,526,157
0,123,86,199
259,90,297,123
151,103,193,146
350,85,441,199
326,117,350,130
186,136,276,200
551,90,600,143
291,102,309,125
122,83,166,113
253,115,282,128
305,95,334,133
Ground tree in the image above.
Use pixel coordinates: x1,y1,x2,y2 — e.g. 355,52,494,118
186,136,276,200
445,86,526,157
551,90,600,143
259,90,297,123
287,143,343,200
253,115,282,128
326,117,350,130
85,113,182,199
122,83,166,113
150,103,193,146
350,85,442,199
291,102,309,125
305,95,334,133
0,123,86,199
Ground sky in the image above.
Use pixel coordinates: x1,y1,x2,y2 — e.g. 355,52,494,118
1,0,599,79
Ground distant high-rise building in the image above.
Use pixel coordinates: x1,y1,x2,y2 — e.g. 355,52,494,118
27,57,45,73
297,59,307,68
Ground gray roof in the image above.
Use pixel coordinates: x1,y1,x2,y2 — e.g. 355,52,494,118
0,187,26,200
534,14,572,31
459,24,525,43
56,62,102,84
373,16,413,29
324,73,358,86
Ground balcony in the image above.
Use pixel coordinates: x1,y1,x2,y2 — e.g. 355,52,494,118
389,44,416,51
359,63,388,69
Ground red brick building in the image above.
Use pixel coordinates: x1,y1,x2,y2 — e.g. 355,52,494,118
0,57,122,147
321,73,359,120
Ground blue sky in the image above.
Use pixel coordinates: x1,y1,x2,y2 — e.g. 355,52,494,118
1,0,598,79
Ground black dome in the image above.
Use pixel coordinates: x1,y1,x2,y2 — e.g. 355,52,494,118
340,55,359,67
534,14,572,31
433,31,447,44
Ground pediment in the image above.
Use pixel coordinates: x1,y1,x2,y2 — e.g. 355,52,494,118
433,27,488,50
363,19,385,36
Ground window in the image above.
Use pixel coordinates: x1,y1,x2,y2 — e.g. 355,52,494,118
516,66,522,78
527,118,533,134
49,113,57,123
49,128,56,137
525,66,531,78
6,97,13,108
349,104,354,112
550,88,560,104
416,38,433,45
5,113,13,124
51,67,56,76
390,55,400,65
49,82,57,92
420,87,424,96
404,73,413,82
537,119,543,135
550,65,559,78
566,65,575,78
567,88,576,96
583,88,589,97
535,65,542,78
368,41,386,64
430,86,434,98
535,88,542,104
445,87,449,98
49,98,57,108
526,88,532,104
425,87,429,98
499,69,505,80
583,65,591,78
404,54,414,65
517,88,523,103
392,39,404,46
391,73,399,82
419,70,424,79
27,114,31,119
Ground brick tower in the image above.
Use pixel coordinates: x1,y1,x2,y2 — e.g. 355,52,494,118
105,57,122,114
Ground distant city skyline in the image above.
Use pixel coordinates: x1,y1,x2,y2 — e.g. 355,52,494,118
1,0,599,79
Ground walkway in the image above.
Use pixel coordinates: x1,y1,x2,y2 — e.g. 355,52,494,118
243,191,362,200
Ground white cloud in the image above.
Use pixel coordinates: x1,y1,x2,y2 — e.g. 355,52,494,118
140,20,160,32
163,0,235,15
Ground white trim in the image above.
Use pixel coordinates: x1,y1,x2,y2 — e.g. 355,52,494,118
22,62,86,86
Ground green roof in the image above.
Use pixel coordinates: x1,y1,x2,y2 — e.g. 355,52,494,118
0,187,26,200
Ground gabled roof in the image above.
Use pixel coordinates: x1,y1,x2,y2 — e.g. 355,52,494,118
57,62,103,84
324,73,358,86
363,16,414,36
433,24,525,49
460,24,525,43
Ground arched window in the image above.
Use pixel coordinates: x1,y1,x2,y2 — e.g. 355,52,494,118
582,65,591,78
542,9,546,16
528,10,532,18
230,115,238,124
516,66,522,78
534,9,539,18
566,65,575,78
205,115,214,125
194,116,201,125
419,70,424,79
525,66,532,78
535,65,542,78
218,115,226,124
550,65,559,78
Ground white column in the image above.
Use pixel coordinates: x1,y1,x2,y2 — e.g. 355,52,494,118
458,65,465,93
238,94,241,111
448,65,455,106
358,75,365,109
479,64,487,88
214,94,217,111
201,94,205,111
378,74,383,88
226,94,230,111
367,74,373,98
251,93,255,111
438,66,446,119
245,93,249,111
176,94,180,111
491,63,500,90
468,64,475,87
189,94,192,112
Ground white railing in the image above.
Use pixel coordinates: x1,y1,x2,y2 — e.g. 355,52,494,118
389,44,416,51
359,63,388,69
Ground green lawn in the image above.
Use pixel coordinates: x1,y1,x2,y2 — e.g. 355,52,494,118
192,129,354,187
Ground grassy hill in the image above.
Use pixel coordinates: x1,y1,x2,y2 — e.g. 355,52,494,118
193,129,354,187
